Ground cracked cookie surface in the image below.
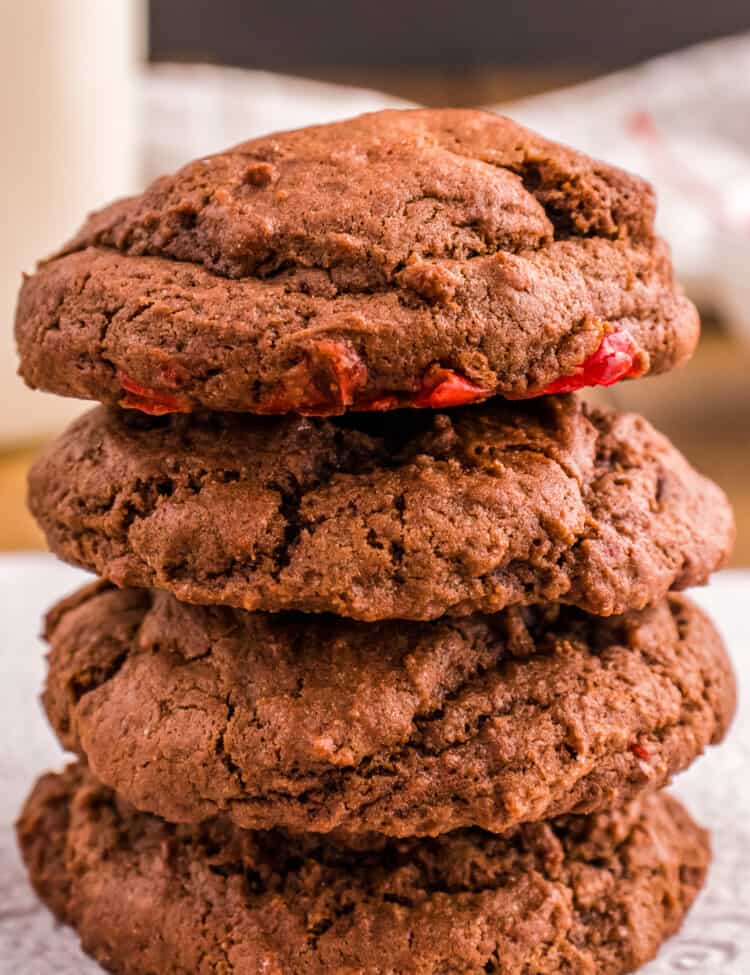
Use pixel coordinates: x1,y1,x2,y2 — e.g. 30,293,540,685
18,765,709,975
43,584,734,836
16,109,698,414
27,396,734,620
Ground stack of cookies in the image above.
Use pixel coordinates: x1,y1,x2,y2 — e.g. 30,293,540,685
15,110,736,975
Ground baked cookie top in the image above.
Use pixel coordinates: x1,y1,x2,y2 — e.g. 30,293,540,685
16,109,698,415
18,765,709,975
43,583,734,836
28,396,734,620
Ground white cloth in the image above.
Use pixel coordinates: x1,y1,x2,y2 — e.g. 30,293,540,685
0,553,747,973
142,64,410,179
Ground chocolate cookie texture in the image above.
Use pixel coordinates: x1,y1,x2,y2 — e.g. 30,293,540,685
16,109,698,414
43,583,734,836
18,765,709,975
28,396,734,620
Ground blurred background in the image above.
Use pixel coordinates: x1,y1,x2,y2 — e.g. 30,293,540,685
1,0,748,559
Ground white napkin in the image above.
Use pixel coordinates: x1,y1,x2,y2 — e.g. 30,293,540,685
0,553,747,974
142,63,411,179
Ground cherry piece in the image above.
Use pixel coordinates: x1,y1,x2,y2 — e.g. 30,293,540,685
118,372,191,416
258,359,318,414
630,743,651,762
413,366,490,409
535,330,644,397
630,742,655,777
258,341,368,416
355,395,402,412
313,340,368,411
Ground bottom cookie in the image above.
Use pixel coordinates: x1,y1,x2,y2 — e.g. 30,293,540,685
18,764,708,975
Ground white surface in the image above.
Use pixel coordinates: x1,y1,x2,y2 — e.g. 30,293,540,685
0,553,747,973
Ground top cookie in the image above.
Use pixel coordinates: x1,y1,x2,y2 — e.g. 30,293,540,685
16,109,697,415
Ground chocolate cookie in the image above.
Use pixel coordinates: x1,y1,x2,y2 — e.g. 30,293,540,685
18,765,709,975
16,109,698,415
28,396,734,620
43,583,734,836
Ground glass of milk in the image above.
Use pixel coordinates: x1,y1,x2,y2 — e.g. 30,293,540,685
0,0,144,445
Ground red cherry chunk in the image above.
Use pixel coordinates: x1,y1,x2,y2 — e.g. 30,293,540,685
355,395,402,412
412,366,490,409
536,330,643,396
118,373,191,416
630,743,651,762
259,341,367,415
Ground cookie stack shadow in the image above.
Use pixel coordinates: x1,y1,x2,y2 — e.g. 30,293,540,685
15,110,736,975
